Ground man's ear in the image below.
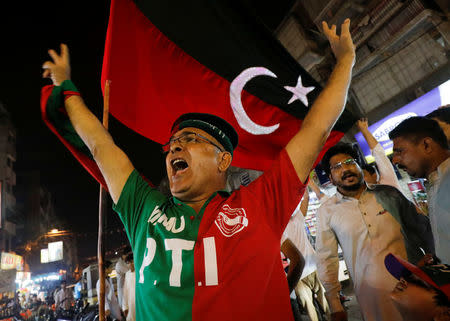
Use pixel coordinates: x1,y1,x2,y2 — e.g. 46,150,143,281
218,152,232,172
328,173,335,185
422,137,434,154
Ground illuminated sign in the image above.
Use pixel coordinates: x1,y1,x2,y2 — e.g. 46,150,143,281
41,241,63,263
16,271,31,282
48,241,63,262
41,249,49,264
32,273,62,283
1,252,24,270
355,79,450,160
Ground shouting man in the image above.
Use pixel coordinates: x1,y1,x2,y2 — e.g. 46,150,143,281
42,20,355,321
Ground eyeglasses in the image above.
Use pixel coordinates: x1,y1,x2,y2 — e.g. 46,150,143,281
162,132,224,154
329,158,358,171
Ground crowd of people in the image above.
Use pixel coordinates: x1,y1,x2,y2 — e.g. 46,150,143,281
0,288,69,320
315,108,449,321
96,248,136,321
263,106,450,321
0,248,137,321
40,16,450,321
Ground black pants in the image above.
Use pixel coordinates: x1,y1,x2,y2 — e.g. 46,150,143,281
291,298,309,321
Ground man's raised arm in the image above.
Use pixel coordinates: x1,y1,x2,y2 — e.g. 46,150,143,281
42,44,134,203
286,19,355,183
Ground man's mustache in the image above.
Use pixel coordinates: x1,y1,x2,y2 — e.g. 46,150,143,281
341,171,357,180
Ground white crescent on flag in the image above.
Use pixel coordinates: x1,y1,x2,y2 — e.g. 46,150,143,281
230,67,280,135
230,67,315,135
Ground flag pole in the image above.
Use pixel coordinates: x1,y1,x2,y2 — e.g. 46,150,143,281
98,80,111,321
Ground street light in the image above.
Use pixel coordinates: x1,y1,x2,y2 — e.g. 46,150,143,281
45,229,70,237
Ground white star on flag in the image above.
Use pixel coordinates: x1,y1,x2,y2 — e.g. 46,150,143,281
284,76,315,106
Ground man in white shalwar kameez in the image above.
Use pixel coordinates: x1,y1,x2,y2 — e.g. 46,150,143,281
316,143,434,321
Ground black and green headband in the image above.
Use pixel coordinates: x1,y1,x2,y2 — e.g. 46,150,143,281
171,113,238,155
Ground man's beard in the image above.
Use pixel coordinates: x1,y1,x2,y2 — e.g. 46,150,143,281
337,171,364,191
339,180,363,191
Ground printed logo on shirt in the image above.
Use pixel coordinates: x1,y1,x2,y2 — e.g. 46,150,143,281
215,204,248,237
148,206,185,233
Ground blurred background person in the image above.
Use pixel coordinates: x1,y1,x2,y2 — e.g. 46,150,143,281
357,118,401,189
97,260,122,321
55,281,74,310
281,237,305,321
115,246,131,309
285,189,329,321
19,294,26,309
122,253,135,321
356,117,428,213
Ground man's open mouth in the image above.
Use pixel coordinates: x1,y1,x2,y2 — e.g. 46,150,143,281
171,158,189,175
342,173,356,180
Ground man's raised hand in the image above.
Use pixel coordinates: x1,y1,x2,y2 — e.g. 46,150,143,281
322,19,355,65
357,118,369,132
42,44,71,86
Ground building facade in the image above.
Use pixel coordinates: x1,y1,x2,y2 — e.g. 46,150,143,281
0,102,18,252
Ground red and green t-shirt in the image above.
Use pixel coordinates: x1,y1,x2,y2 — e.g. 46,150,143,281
113,149,305,321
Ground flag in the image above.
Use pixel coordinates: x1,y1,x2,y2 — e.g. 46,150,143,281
41,84,108,188
41,0,356,188
101,0,355,171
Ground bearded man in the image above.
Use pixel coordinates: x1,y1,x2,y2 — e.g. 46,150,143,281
43,19,355,321
316,143,434,321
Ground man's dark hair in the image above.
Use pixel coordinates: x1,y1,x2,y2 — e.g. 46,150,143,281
104,260,113,270
361,163,377,176
389,116,448,149
433,289,450,308
125,253,134,263
426,105,450,124
321,143,360,176
404,273,450,308
121,246,131,256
